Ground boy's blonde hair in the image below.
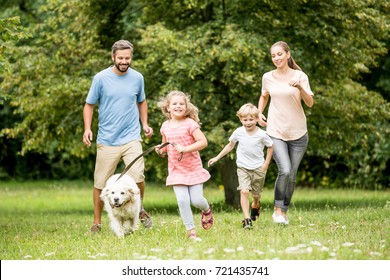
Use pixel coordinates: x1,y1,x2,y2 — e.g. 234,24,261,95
236,103,260,119
157,90,201,124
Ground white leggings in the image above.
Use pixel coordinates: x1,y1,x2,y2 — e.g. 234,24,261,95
173,184,210,230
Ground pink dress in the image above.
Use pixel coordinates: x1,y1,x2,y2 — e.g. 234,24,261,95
160,118,210,186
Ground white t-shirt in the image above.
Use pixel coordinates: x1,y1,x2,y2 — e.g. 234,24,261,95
229,126,273,170
261,69,313,141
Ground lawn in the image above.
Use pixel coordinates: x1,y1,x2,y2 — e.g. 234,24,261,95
0,180,389,260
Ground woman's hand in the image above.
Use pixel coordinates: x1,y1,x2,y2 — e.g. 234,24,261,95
258,113,267,127
290,79,314,107
289,80,303,90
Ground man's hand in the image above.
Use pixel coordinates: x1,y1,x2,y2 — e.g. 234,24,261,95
143,125,153,138
83,130,93,147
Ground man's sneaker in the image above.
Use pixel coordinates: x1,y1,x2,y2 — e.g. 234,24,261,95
242,218,253,230
250,206,260,221
272,212,287,225
139,210,153,228
90,224,101,233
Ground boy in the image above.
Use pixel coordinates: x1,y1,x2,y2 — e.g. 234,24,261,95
208,103,273,229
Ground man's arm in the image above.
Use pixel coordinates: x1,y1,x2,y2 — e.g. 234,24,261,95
83,103,95,147
138,100,153,138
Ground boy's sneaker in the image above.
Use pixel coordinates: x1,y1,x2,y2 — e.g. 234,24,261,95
242,218,253,230
250,206,260,221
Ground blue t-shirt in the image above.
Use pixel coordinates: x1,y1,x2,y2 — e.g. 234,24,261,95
86,66,145,146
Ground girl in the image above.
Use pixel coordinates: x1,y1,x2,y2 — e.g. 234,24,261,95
258,41,314,225
156,90,213,240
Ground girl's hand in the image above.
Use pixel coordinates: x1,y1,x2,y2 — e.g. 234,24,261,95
173,143,186,153
155,144,166,157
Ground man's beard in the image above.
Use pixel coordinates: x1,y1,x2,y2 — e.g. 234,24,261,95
114,62,129,73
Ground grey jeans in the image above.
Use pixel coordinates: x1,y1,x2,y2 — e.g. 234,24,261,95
270,133,308,212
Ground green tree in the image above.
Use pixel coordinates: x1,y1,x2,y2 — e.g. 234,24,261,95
134,0,390,202
1,0,106,157
1,0,389,204
0,16,29,82
0,13,31,178
0,0,106,178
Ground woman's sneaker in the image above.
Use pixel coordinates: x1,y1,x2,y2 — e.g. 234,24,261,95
242,218,253,230
272,212,288,224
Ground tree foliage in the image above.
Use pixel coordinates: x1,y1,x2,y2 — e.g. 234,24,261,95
0,0,389,196
0,16,30,81
134,0,390,193
1,0,107,158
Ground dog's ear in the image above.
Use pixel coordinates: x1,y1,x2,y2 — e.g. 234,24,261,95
101,187,110,199
129,187,140,195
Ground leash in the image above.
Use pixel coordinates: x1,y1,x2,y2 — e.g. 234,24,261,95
116,142,182,181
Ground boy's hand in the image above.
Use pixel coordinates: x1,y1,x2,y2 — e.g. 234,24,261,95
208,157,218,167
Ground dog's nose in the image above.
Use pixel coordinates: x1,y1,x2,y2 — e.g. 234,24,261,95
114,198,119,203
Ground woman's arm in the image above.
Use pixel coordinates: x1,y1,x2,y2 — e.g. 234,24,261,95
258,93,269,127
289,80,314,107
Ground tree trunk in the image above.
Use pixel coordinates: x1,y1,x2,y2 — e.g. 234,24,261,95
219,158,240,207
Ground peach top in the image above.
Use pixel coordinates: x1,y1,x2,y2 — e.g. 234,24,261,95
261,70,313,141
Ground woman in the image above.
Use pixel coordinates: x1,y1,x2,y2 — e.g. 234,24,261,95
258,41,314,224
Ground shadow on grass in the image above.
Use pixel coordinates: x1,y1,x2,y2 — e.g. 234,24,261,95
4,196,389,216
1,192,388,216
145,197,389,215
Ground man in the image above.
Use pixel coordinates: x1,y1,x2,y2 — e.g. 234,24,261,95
83,40,153,232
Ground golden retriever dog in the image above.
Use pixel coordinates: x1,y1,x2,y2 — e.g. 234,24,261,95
100,174,141,238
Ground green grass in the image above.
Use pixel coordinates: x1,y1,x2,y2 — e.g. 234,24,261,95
0,180,389,260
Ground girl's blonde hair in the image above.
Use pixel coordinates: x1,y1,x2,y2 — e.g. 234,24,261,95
236,103,260,119
157,90,201,124
271,41,302,71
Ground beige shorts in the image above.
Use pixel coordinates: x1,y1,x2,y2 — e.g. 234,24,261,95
237,166,266,195
94,140,145,190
